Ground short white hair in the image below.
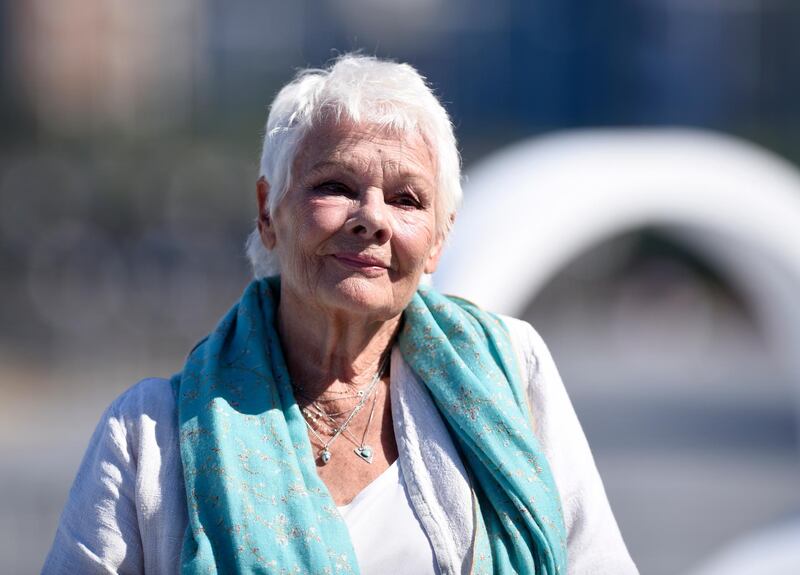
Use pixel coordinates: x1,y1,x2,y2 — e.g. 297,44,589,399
245,53,462,278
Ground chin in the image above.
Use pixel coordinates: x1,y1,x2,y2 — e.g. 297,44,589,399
324,276,405,319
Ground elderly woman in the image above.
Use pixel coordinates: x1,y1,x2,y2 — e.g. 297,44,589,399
44,55,637,574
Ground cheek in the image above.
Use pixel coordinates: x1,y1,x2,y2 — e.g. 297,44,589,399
280,200,345,252
305,202,348,235
392,214,437,267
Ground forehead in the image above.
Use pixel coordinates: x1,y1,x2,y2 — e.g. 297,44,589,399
293,119,437,182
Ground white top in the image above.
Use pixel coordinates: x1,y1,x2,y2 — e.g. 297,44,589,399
338,461,439,574
42,316,638,574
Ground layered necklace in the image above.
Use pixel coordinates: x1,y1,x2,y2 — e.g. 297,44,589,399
296,352,389,465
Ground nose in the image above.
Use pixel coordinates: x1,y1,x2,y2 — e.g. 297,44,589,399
347,188,392,243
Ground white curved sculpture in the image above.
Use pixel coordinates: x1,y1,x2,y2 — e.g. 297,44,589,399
434,128,800,575
435,129,800,367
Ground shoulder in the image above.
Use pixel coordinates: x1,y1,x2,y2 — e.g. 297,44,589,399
108,376,176,422
495,314,556,384
493,314,572,438
100,376,178,461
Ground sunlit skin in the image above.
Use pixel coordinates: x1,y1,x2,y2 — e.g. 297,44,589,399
256,119,445,504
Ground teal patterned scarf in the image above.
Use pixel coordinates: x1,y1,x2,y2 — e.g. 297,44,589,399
173,278,567,573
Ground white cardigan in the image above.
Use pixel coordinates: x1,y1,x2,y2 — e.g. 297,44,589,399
42,316,638,574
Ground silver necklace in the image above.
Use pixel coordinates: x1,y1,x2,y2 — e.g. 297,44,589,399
304,387,380,463
300,353,388,465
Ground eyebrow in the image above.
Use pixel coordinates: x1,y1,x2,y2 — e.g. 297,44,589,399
306,160,363,177
306,159,433,185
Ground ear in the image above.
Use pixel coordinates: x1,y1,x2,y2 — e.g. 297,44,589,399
424,214,456,274
256,176,276,250
424,214,455,274
423,234,446,274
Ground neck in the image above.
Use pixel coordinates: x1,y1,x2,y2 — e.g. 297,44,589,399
277,287,400,398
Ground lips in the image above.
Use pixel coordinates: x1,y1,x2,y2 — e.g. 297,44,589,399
331,252,389,270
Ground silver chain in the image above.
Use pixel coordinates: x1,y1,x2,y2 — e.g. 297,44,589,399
299,352,389,464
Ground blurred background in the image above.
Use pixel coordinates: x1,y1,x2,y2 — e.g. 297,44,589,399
1,0,799,573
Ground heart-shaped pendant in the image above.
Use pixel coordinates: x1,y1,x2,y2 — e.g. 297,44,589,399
354,445,374,464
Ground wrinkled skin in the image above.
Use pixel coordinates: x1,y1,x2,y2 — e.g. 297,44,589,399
259,119,444,324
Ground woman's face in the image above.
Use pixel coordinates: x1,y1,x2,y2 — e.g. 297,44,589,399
258,120,444,320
